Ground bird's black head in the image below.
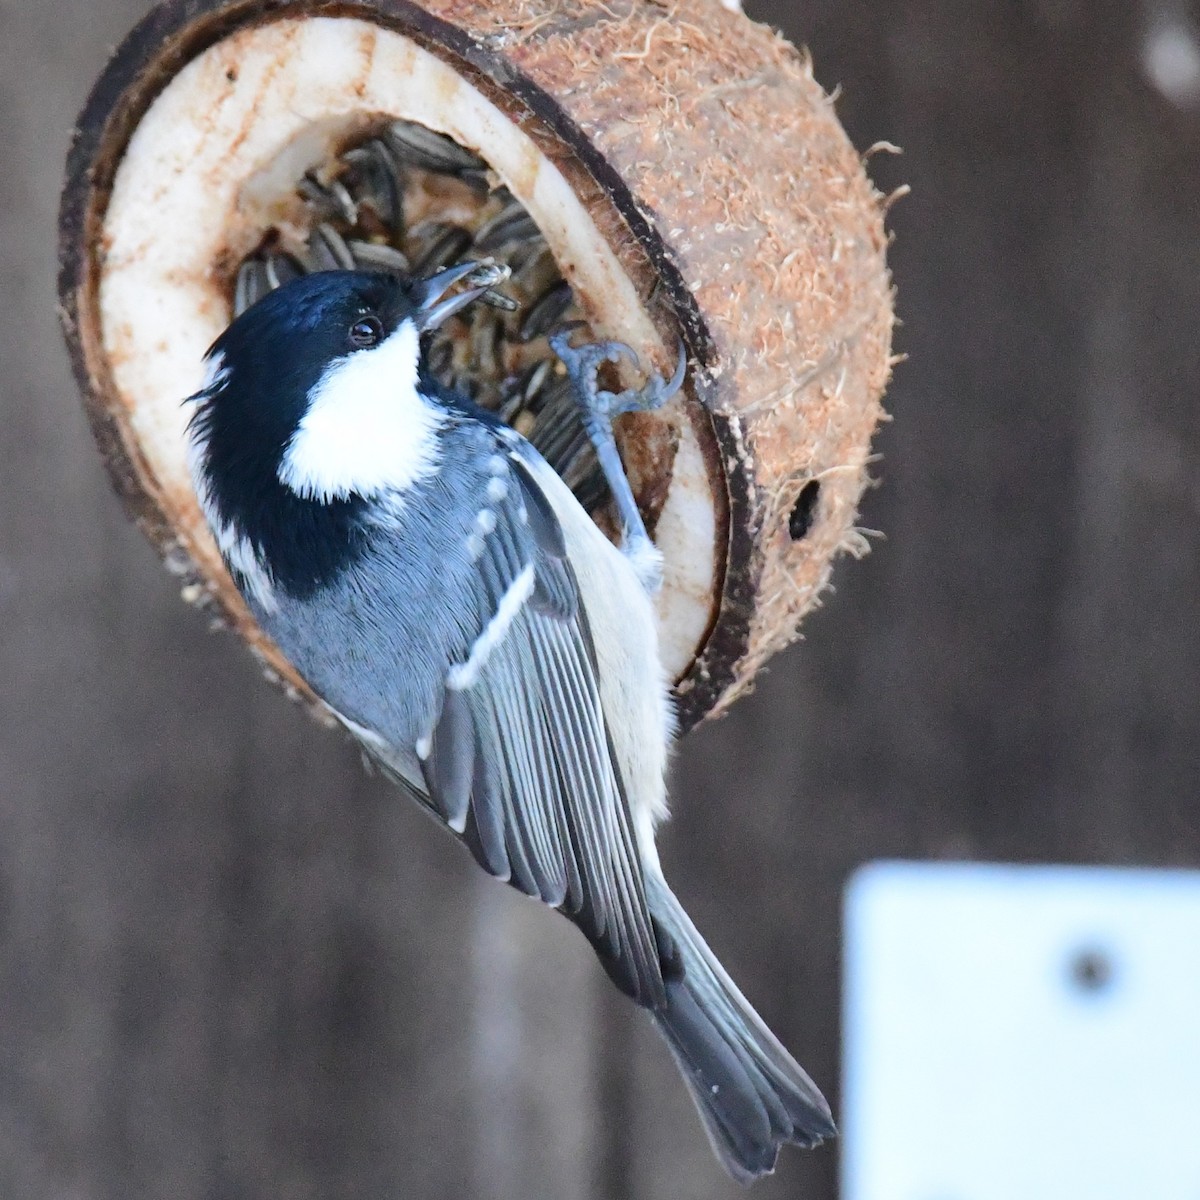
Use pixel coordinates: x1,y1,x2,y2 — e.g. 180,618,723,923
192,269,418,500
186,267,486,599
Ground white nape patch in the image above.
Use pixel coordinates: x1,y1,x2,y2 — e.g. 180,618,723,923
197,350,230,396
475,509,497,536
447,565,535,691
278,321,443,503
184,356,278,614
486,477,508,503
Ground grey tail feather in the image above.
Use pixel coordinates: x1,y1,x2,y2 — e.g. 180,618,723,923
643,872,836,1184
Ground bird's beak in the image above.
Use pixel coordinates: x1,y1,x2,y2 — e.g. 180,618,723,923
415,262,490,331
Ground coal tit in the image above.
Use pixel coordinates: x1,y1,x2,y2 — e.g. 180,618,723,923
185,266,834,1180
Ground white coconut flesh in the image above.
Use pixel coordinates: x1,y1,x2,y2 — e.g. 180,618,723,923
98,14,718,683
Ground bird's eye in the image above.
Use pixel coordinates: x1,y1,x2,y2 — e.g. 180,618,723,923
348,315,384,349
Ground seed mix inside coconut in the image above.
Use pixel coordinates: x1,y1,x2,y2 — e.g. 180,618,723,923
234,118,608,513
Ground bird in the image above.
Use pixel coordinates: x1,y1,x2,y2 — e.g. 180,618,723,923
184,265,835,1181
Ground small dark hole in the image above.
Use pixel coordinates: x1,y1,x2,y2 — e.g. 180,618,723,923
1069,947,1114,994
789,480,821,541
226,68,238,83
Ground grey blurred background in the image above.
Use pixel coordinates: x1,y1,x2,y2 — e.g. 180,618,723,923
3,0,1200,1197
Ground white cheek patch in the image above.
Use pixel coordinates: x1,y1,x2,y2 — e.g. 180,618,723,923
278,321,443,502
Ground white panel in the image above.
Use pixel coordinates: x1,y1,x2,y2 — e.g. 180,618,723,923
843,862,1200,1200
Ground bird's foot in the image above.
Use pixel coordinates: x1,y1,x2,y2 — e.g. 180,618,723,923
549,332,686,596
549,333,686,421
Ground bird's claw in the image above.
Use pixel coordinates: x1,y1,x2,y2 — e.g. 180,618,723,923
548,330,686,598
549,333,686,421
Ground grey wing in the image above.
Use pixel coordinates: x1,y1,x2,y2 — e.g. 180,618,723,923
415,452,666,1009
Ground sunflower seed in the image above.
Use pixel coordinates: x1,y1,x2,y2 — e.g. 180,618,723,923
297,173,332,210
427,336,453,376
348,240,411,274
326,178,359,226
513,243,561,294
412,224,474,275
234,259,270,314
518,280,574,343
463,261,519,311
297,173,359,226
504,236,552,274
309,222,356,271
521,358,555,404
465,261,511,289
474,198,541,252
342,139,404,234
481,290,519,312
387,120,487,174
264,252,304,290
449,369,480,400
458,168,492,196
496,387,528,424
470,312,504,379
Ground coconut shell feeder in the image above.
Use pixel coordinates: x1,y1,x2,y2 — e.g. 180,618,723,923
58,0,894,734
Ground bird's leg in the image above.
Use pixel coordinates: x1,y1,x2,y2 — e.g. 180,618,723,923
549,332,686,596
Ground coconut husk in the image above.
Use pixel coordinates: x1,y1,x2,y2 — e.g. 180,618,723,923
58,0,894,731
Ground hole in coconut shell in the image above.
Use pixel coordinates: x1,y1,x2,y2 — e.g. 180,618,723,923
230,118,609,513
789,479,821,541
